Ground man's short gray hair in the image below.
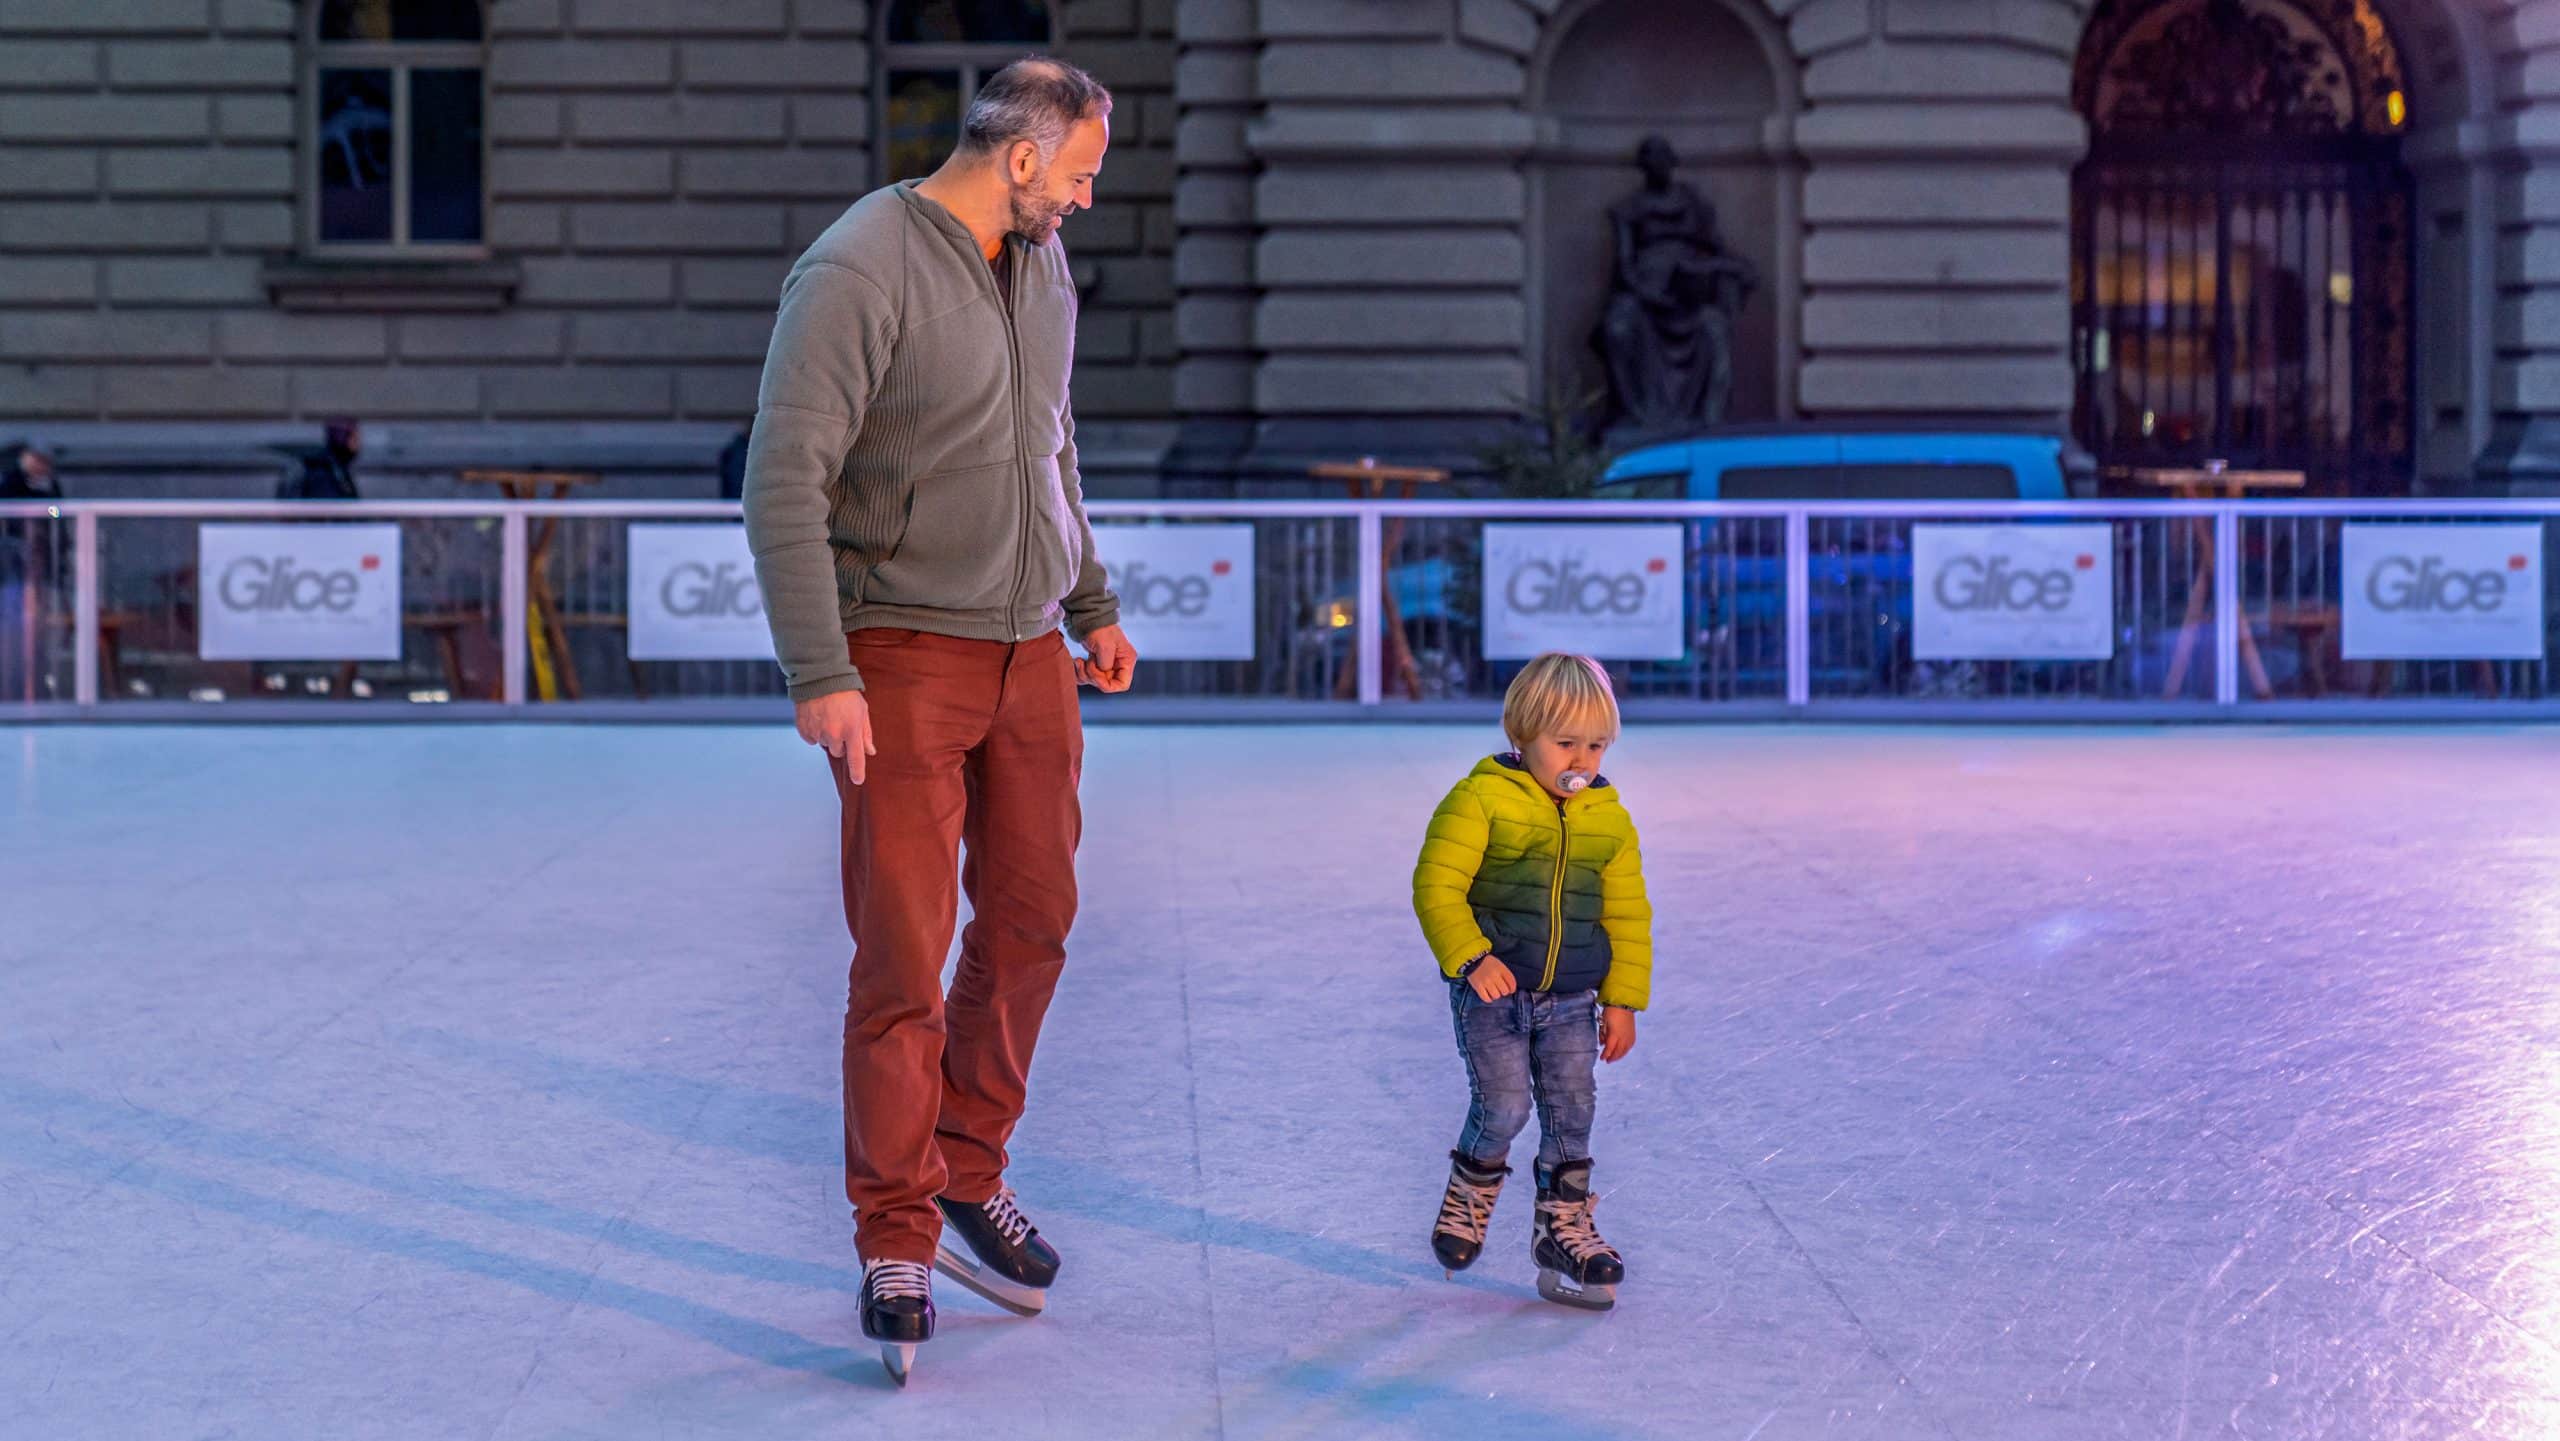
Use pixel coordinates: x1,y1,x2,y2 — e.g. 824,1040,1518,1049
960,57,1112,164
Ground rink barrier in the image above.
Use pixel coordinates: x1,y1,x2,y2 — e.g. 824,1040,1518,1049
2,497,2557,720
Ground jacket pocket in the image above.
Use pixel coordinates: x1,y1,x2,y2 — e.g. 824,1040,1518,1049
864,459,1019,611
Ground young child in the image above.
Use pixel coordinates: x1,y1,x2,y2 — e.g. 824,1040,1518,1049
1411,652,1653,1310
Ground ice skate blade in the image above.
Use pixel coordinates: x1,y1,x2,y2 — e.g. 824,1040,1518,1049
934,1242,1048,1316
882,1342,917,1386
1536,1270,1617,1312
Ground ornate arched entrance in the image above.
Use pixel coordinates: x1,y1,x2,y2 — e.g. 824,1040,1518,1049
2072,0,2415,493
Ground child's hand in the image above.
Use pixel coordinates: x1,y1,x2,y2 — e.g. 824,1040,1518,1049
1467,956,1517,1002
1600,1006,1637,1063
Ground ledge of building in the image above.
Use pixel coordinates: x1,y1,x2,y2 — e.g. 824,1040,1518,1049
262,257,522,312
17,420,1186,500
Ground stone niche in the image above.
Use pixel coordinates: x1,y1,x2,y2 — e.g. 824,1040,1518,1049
1530,0,1795,426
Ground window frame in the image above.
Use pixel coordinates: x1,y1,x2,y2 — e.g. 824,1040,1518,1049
302,8,490,260
873,3,1061,190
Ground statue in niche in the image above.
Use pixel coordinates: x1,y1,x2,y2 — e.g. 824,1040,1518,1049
1593,135,1760,432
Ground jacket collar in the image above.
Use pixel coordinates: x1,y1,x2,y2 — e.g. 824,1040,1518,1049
894,180,1019,267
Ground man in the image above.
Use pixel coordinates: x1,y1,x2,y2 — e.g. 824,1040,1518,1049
741,57,1135,1384
275,419,363,501
0,442,61,701
0,441,60,501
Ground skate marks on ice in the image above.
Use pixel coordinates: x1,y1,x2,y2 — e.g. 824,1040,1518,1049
398,1025,1520,1296
0,1092,893,1393
379,1032,1736,1440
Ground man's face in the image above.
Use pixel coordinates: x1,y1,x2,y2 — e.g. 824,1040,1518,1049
21,450,52,485
1006,117,1109,245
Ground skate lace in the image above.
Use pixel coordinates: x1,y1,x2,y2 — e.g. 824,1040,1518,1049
1435,1172,1500,1235
982,1187,1035,1249
1539,1195,1617,1261
866,1259,932,1302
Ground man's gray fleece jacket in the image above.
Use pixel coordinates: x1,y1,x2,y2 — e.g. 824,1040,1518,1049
742,180,1119,702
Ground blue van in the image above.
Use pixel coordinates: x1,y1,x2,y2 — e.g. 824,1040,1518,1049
1596,424,2086,500
1586,427,2092,691
1309,428,2090,696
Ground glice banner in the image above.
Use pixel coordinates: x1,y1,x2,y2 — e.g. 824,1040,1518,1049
628,524,775,662
198,523,404,661
2341,523,2545,660
1911,523,2115,661
1481,524,1685,661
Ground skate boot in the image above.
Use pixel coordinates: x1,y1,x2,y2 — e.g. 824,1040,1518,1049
934,1187,1060,1316
1531,1159,1624,1311
1431,1151,1509,1276
861,1258,935,1386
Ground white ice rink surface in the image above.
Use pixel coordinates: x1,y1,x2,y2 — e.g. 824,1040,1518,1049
5,722,2559,1441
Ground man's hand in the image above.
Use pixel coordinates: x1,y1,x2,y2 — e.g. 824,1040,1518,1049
796,689,875,784
1467,956,1518,1002
1075,623,1138,693
1600,1006,1637,1063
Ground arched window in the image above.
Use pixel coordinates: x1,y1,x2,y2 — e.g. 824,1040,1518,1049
306,1,487,252
2072,0,2413,493
876,0,1055,186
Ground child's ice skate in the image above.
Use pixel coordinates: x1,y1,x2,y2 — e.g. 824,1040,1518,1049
1530,1159,1623,1311
1430,1150,1508,1276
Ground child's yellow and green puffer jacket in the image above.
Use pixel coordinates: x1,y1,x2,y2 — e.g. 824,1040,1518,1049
1411,753,1653,1010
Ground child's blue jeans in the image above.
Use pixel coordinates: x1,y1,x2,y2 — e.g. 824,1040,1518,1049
1450,982,1599,1171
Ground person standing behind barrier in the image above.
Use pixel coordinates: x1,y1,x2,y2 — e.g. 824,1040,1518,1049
277,419,364,501
0,441,59,502
0,441,62,703
740,55,1137,1385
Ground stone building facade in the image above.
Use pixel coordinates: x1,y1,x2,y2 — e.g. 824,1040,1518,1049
0,0,2550,495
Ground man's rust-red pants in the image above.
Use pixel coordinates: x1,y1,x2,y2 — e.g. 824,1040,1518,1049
832,627,1082,1263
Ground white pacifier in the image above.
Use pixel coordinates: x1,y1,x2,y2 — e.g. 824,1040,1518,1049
1558,771,1592,794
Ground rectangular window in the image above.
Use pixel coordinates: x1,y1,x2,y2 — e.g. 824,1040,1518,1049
885,69,962,185
317,67,394,244
408,68,484,244
308,8,485,255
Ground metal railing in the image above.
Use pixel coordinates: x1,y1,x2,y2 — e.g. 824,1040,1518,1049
4,496,2556,720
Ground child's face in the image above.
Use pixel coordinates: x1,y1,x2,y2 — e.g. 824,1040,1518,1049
1519,722,1612,801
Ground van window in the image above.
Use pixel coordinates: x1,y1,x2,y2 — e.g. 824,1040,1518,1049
1717,465,1837,498
1593,470,1685,499
1719,464,2017,499
1834,464,2017,499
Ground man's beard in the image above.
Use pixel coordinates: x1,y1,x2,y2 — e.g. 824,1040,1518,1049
1006,173,1070,245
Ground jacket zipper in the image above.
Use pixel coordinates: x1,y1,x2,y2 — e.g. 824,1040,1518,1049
998,239,1032,643
1539,798,1568,991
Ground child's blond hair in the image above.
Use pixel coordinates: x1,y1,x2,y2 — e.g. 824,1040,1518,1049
1501,653,1621,752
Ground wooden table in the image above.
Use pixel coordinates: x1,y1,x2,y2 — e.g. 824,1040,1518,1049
2128,464,2305,699
1311,458,1448,701
459,468,602,701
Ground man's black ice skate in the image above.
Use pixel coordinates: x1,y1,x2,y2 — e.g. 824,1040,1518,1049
1430,1151,1509,1276
861,1258,936,1385
934,1187,1060,1316
1531,1159,1624,1311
